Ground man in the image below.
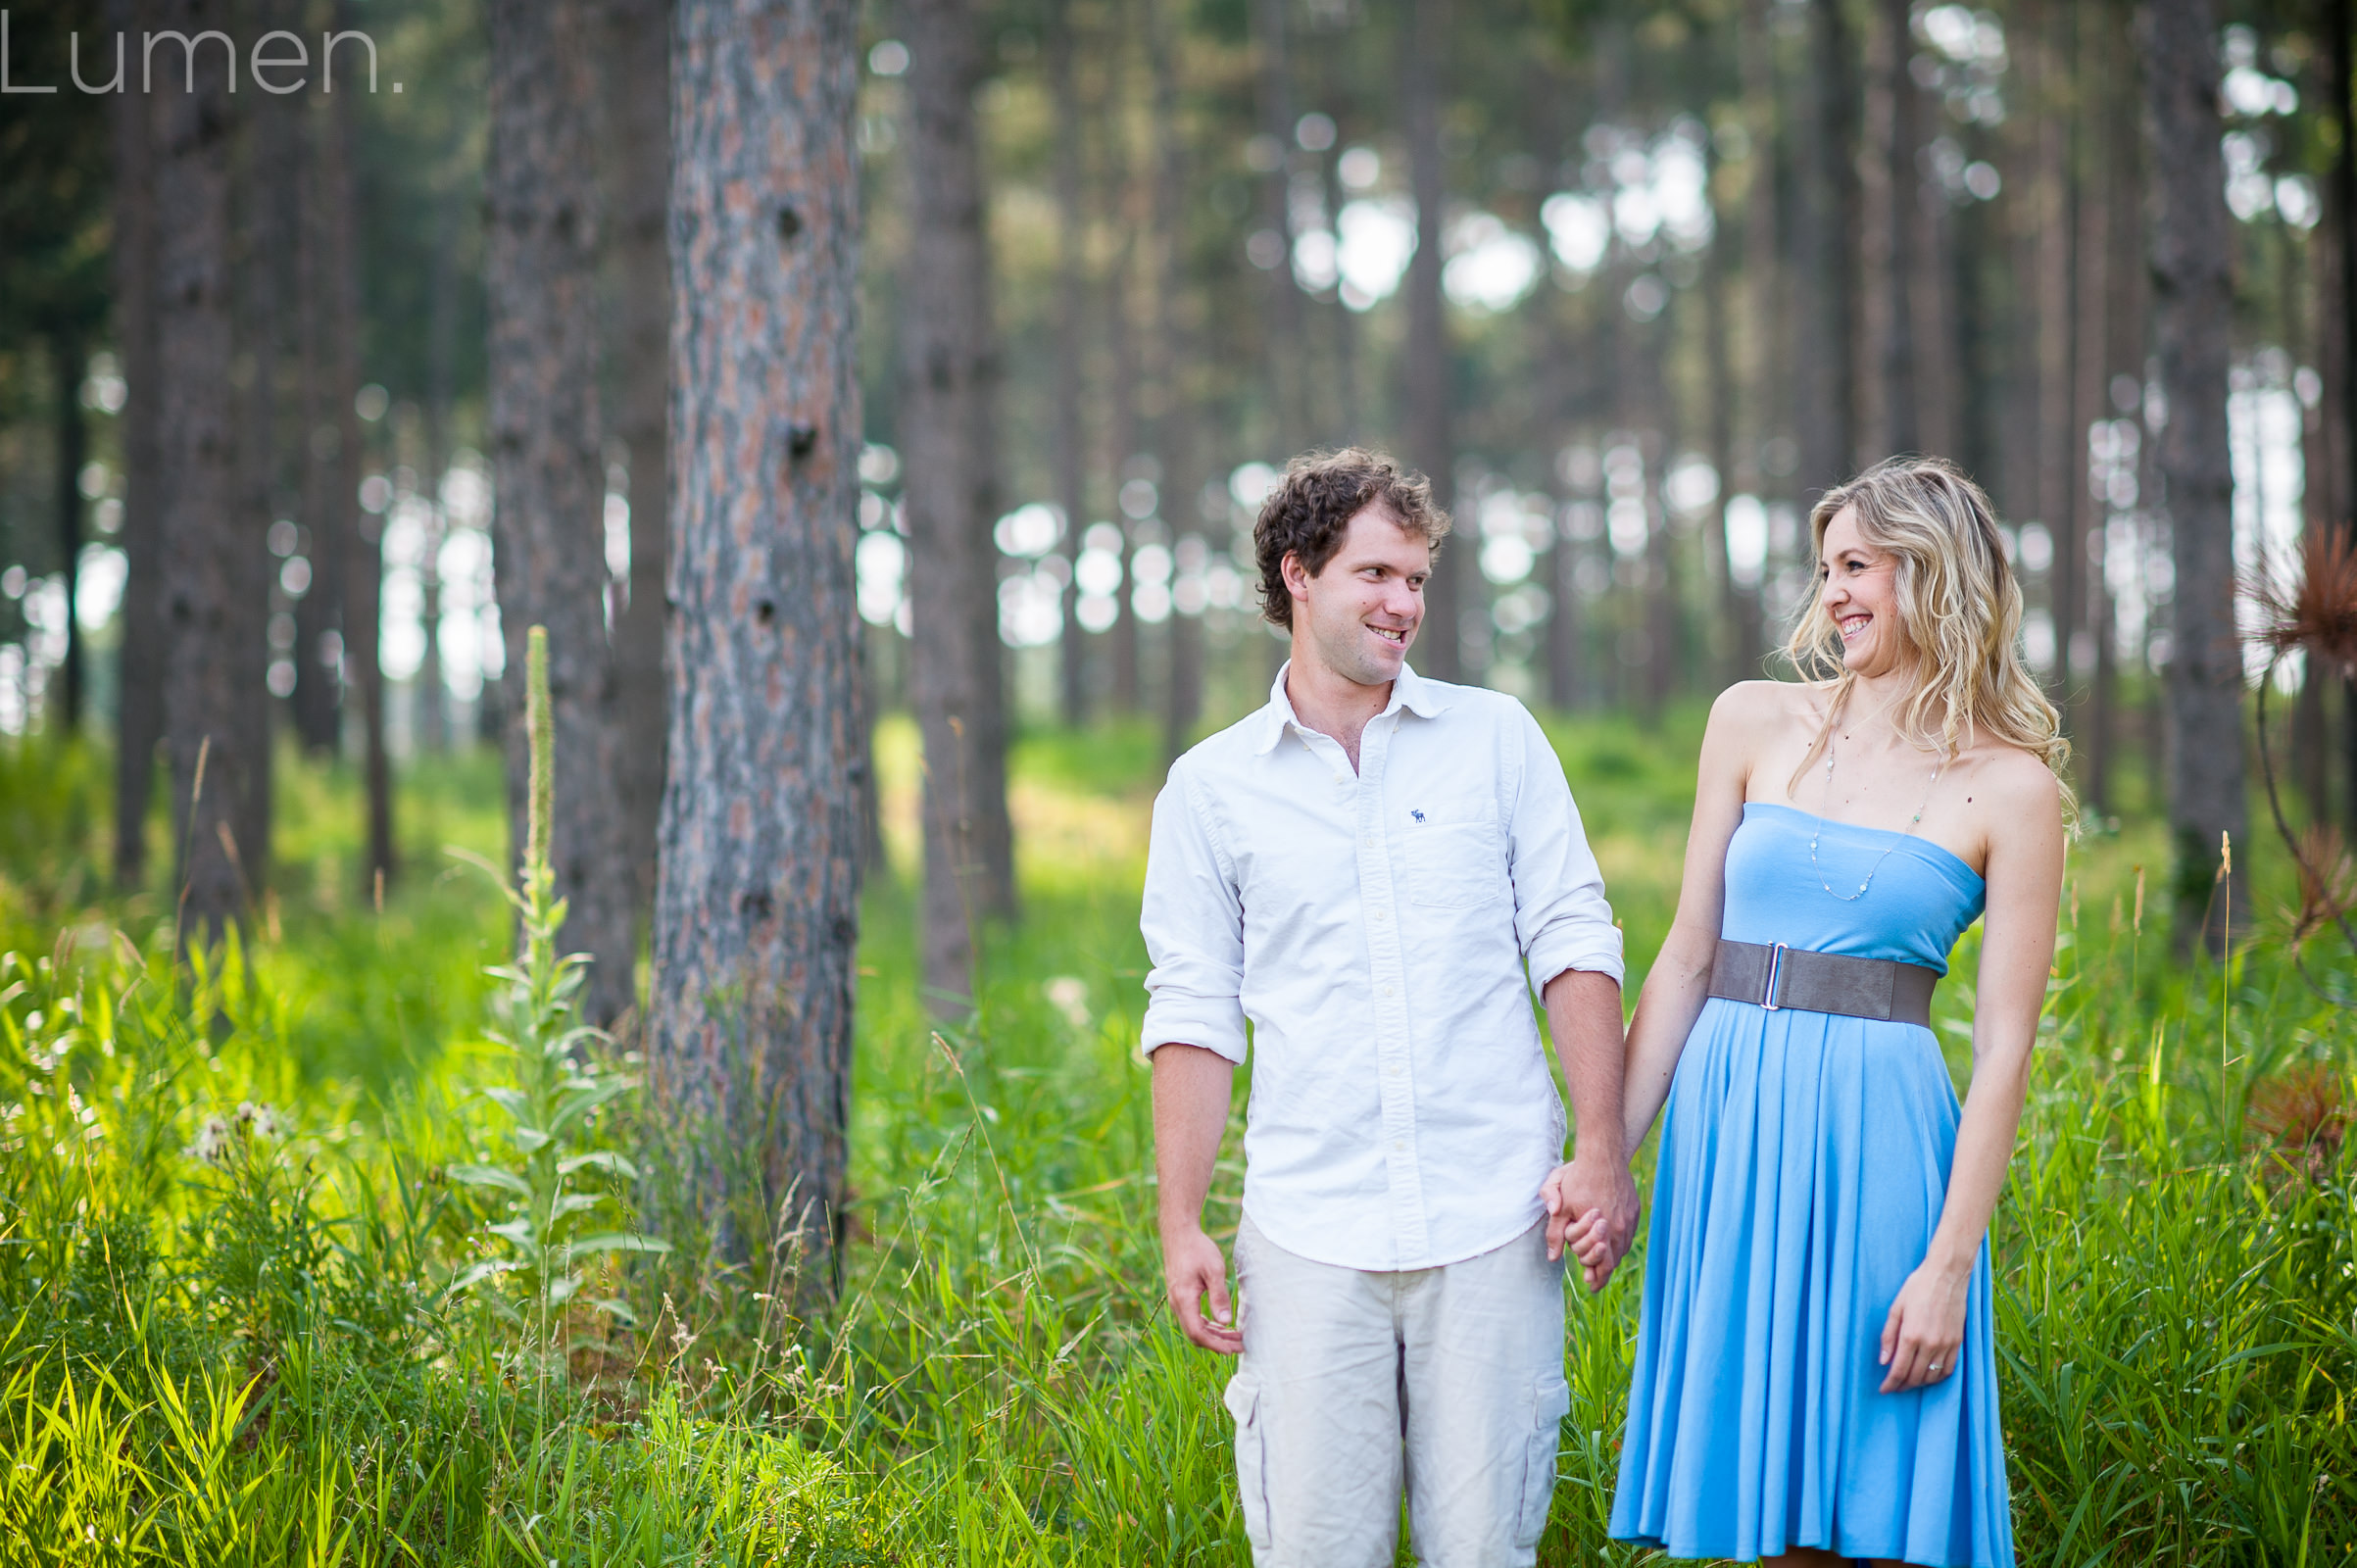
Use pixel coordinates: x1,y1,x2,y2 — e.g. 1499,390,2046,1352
1142,448,1639,1568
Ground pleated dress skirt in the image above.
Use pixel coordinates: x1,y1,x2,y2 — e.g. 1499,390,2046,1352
1609,805,2016,1567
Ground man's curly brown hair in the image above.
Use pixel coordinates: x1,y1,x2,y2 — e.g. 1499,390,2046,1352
1253,448,1452,630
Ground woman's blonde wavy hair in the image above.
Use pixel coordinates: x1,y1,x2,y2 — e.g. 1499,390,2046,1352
1782,456,2073,812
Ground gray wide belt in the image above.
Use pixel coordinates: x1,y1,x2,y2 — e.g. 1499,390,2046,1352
1707,939,1940,1028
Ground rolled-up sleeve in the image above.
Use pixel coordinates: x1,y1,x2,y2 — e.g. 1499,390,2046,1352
1140,766,1250,1063
1508,710,1624,987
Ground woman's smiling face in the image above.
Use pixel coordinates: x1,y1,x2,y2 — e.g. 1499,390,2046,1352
1817,505,1907,677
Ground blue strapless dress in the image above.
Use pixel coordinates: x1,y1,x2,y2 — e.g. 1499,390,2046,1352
1609,803,2014,1567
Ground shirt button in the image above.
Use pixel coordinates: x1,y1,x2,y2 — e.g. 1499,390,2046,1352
1372,908,1389,922
1385,1063,1400,1076
1362,833,1375,846
1382,984,1395,997
1393,1140,1406,1152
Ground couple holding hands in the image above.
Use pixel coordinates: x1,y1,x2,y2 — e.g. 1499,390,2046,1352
1141,447,2062,1568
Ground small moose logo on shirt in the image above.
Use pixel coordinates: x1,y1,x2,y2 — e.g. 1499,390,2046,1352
1410,808,1427,824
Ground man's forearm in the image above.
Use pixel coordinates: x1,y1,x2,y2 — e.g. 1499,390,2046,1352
1152,1043,1236,1235
1545,967,1627,1162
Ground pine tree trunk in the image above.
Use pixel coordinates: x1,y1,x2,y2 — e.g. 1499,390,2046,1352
1853,0,1907,464
1547,487,1584,709
2137,0,2248,956
228,80,277,786
606,0,672,927
2026,1,2075,706
1049,0,1091,727
1104,155,1143,713
155,0,269,942
2332,0,2357,837
2067,0,2115,746
650,0,864,1298
110,0,162,887
2092,25,2149,816
319,52,394,892
1737,0,1780,661
418,197,458,754
1147,0,1202,761
1402,0,1458,681
487,0,635,1021
293,84,347,758
51,336,87,733
1704,243,1747,686
1795,0,1858,500
1252,0,1306,455
902,0,1017,1010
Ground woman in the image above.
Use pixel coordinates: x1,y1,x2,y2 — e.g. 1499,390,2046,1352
1602,457,2064,1567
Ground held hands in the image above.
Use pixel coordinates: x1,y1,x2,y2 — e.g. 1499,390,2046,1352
1163,1224,1244,1354
1541,1152,1641,1293
1879,1256,1969,1393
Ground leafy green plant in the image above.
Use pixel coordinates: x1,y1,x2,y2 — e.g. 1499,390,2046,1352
444,625,666,1344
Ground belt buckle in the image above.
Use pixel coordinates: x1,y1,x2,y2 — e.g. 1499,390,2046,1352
1762,943,1788,1010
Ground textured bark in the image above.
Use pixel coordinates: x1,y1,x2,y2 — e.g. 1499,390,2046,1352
1401,0,1458,681
488,0,635,1022
241,0,300,755
1049,0,1090,726
903,0,1017,1009
1251,0,1306,455
292,77,346,757
2334,0,2357,836
319,63,394,892
1795,0,1858,500
1704,245,1747,686
2137,0,2248,955
1104,147,1142,713
608,0,673,916
1318,131,1361,444
51,337,86,732
1147,0,1202,761
2091,33,2148,814
1736,0,1778,663
651,0,864,1295
2026,2,2075,705
417,197,458,753
111,0,162,886
155,0,270,941
1547,484,1584,709
2066,0,2115,737
1640,358,1675,723
1853,0,1911,463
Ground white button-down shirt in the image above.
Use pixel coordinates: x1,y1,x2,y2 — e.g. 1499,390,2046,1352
1141,662,1622,1272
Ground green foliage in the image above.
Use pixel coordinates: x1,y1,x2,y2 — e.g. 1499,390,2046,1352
444,626,666,1336
0,710,2351,1562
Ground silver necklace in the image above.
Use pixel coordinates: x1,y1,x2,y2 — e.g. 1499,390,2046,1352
1807,732,1947,902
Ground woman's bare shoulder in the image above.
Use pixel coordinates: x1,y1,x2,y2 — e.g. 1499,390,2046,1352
1707,680,1826,742
1959,741,2064,822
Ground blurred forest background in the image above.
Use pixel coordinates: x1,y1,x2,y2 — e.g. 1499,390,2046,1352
4,0,2353,942
5,5,2357,1558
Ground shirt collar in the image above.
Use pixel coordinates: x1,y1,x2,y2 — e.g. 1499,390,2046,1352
1251,659,1452,755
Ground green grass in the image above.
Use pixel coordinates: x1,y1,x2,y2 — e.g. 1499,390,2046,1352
0,712,2350,1564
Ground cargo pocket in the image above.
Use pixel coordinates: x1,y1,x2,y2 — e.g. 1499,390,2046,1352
1223,1373,1273,1552
1514,1376,1573,1549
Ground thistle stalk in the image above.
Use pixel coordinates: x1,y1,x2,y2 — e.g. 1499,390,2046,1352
445,624,666,1365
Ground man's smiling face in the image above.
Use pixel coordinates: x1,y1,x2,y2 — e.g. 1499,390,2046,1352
1285,505,1431,687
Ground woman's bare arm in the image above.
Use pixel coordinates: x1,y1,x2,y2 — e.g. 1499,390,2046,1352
1877,758,2063,1392
1618,684,1770,1155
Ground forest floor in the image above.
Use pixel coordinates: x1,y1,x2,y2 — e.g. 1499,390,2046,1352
0,710,2351,1565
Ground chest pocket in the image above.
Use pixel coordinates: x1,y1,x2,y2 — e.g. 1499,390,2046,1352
1397,818,1506,908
